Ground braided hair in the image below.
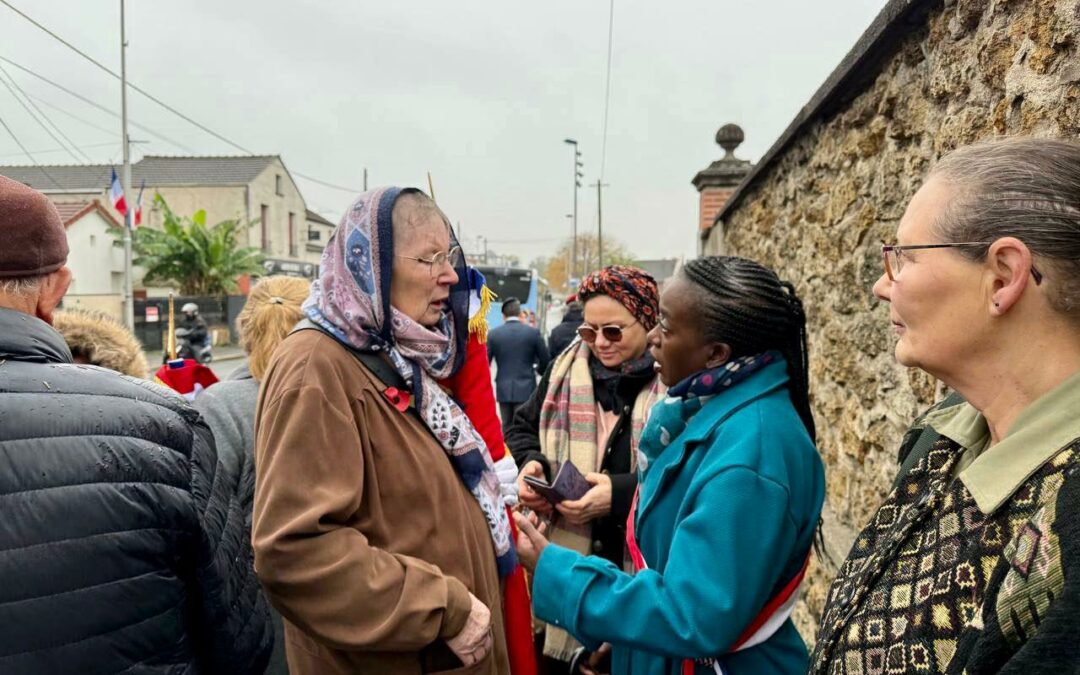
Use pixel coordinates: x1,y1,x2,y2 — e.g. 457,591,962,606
682,256,815,441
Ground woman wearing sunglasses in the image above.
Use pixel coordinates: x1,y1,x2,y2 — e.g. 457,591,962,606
809,137,1080,674
513,256,824,674
506,265,665,672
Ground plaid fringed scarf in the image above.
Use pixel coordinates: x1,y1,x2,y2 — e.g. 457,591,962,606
536,338,664,660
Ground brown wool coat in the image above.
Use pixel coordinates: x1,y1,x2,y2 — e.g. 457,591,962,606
253,329,509,675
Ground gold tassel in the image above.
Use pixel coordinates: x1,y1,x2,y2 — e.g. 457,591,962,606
468,285,498,343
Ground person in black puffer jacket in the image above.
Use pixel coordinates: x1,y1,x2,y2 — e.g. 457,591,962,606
547,299,584,358
0,175,272,675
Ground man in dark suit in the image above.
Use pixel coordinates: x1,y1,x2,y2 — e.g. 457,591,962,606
547,298,584,357
488,297,550,433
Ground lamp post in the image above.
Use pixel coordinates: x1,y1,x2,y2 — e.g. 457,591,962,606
120,0,134,330
563,138,582,285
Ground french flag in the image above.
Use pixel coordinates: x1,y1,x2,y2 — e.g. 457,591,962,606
134,179,145,226
109,168,127,217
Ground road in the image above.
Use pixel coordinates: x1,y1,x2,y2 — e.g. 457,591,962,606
209,358,244,381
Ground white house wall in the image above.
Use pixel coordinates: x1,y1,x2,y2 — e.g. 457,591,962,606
65,210,125,296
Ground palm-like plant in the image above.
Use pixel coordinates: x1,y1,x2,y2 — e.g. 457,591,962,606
114,194,265,295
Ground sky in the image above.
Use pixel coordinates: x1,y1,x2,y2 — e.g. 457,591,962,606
0,0,887,267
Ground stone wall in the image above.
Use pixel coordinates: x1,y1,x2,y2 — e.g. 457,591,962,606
702,0,1080,642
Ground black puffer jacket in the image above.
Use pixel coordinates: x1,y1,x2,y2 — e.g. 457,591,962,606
0,307,272,674
547,306,583,358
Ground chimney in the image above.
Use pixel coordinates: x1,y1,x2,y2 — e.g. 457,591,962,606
692,123,752,234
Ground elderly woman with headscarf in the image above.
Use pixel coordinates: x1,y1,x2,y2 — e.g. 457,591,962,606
809,137,1080,674
253,187,515,675
506,265,665,671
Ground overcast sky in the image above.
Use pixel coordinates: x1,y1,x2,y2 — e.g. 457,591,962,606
0,0,886,266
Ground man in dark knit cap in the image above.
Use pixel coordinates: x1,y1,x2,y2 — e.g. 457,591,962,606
0,175,273,673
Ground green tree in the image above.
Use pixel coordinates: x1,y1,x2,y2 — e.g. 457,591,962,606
111,194,265,295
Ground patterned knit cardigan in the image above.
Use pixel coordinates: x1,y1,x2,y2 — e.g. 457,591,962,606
810,394,1080,675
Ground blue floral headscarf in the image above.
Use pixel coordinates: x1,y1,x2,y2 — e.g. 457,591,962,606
304,186,516,576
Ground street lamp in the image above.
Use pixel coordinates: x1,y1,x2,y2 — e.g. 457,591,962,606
564,138,582,284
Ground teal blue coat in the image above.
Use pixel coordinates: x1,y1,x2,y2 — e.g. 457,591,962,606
532,359,824,674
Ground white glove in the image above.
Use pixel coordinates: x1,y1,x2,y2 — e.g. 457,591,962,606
493,455,519,507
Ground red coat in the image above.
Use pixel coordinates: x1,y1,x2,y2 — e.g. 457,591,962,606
440,334,537,675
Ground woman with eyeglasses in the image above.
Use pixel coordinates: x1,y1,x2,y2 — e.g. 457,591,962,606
809,137,1080,674
253,188,516,674
505,265,665,672
513,256,824,675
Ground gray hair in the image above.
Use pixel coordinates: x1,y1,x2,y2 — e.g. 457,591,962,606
930,137,1080,321
0,274,44,298
392,188,446,233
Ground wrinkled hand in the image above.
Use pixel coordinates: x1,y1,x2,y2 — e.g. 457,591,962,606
555,472,611,525
513,510,549,572
493,455,519,507
516,460,553,516
578,643,613,675
446,593,494,667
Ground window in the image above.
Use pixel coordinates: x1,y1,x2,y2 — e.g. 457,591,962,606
261,204,270,252
275,174,283,196
308,228,321,242
89,234,97,247
288,212,297,257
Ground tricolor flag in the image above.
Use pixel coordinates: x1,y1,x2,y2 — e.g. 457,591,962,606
109,168,127,216
134,179,145,226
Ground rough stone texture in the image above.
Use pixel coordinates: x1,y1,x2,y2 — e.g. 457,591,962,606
703,0,1080,644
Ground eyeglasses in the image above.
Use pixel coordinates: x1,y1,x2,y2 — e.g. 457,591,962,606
881,242,1044,285
397,246,463,277
577,320,638,344
656,313,670,334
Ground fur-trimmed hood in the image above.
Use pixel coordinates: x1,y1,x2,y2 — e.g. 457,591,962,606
52,308,149,379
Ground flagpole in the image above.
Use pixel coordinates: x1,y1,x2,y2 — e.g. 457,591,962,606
120,0,135,330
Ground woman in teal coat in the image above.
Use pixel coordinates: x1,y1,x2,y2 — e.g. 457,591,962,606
515,256,825,675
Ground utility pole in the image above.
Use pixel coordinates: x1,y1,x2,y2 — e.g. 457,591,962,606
592,181,609,269
120,0,135,331
564,139,582,285
363,167,368,191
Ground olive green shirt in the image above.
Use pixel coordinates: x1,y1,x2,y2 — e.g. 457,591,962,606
923,369,1080,514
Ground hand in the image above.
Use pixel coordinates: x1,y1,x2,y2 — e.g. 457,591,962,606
578,643,613,675
517,460,553,516
555,472,612,525
445,593,494,667
513,509,549,572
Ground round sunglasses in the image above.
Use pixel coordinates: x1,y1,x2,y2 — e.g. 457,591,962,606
577,319,638,343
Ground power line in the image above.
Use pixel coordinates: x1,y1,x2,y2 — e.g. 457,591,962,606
28,93,121,138
0,110,60,187
0,140,117,160
291,171,362,194
4,65,95,163
599,0,614,180
1,1,363,195
0,55,193,152
0,63,87,162
0,0,253,154
484,236,564,244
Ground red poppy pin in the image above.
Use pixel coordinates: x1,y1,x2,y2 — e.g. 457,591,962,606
383,387,411,412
